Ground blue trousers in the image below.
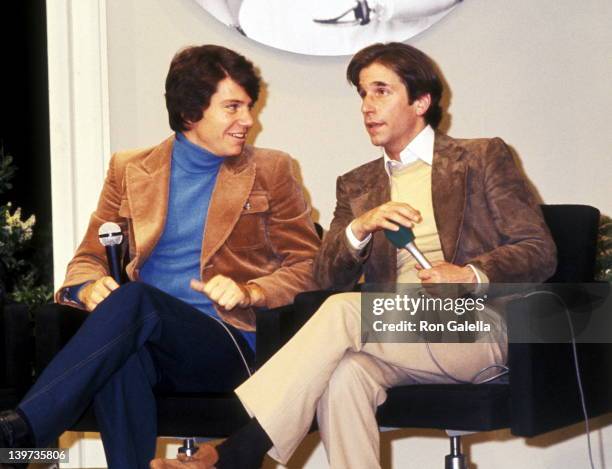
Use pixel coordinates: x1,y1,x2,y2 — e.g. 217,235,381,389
18,282,254,469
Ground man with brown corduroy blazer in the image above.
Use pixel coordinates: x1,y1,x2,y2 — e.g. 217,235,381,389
0,45,319,469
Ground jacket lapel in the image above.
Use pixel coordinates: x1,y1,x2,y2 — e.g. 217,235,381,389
431,133,468,262
124,136,173,267
350,158,389,217
201,147,255,267
351,158,396,283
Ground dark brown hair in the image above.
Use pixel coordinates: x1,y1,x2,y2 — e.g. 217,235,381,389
347,42,443,129
165,45,260,132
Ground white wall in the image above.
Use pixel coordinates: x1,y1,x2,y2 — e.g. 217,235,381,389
50,0,612,467
105,0,612,228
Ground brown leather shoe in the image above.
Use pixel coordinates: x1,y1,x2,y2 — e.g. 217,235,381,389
0,410,31,448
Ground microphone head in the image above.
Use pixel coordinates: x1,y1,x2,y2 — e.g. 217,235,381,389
384,224,415,249
98,222,123,246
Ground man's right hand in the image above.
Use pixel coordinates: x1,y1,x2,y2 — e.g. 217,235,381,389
78,276,119,311
350,201,422,241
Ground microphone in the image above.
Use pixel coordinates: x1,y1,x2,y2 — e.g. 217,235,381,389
384,224,432,269
98,222,124,284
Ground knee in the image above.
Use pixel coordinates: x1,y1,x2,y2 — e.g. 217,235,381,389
328,353,375,396
101,282,156,314
318,292,360,318
315,292,362,330
328,354,388,410
109,281,153,299
320,292,358,308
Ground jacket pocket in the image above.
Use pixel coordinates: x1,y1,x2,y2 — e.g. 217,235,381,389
226,193,269,251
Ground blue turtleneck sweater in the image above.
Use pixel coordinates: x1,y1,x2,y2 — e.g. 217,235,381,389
140,133,255,350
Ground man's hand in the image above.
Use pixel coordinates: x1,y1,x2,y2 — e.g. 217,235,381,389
78,276,119,311
191,274,263,310
351,201,422,241
416,261,477,284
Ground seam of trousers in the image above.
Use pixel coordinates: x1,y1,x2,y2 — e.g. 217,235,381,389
20,311,158,406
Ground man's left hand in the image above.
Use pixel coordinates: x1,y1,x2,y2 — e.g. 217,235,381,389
416,261,476,284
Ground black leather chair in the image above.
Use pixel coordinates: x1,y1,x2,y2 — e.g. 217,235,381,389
0,298,33,411
285,204,612,467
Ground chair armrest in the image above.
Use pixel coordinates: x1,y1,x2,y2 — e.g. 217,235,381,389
254,290,339,368
254,303,290,369
33,303,88,376
1,302,33,392
506,290,612,437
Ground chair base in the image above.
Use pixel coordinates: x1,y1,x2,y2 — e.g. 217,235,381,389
445,435,468,469
445,453,467,469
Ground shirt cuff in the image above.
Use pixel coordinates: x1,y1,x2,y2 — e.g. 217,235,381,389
345,222,372,250
61,281,91,306
466,264,489,295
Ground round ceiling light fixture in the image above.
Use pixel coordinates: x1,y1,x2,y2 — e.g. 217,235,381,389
195,0,463,56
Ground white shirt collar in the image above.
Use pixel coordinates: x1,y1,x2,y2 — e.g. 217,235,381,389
383,125,435,176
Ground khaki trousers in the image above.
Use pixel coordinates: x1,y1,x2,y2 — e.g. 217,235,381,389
236,292,506,469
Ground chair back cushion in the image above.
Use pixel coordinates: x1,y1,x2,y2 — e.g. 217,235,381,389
508,204,612,437
541,204,600,282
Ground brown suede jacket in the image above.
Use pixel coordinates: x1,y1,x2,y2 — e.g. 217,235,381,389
56,136,321,331
315,134,557,289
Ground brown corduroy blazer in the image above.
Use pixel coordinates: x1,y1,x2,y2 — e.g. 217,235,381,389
56,136,321,331
314,134,557,289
